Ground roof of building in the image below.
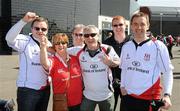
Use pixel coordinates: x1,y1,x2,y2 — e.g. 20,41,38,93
148,6,180,17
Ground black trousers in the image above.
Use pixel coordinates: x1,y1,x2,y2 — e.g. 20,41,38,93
17,86,50,111
121,95,150,111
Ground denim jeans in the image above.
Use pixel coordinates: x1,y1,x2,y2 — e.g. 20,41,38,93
81,95,114,111
17,86,50,111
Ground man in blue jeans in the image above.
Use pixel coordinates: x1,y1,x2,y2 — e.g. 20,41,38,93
5,12,51,111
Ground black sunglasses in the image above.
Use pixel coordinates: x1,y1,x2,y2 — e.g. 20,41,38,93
113,23,124,27
74,33,83,37
54,41,67,45
84,33,97,38
33,27,47,32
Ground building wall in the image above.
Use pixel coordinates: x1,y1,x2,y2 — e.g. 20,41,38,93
100,0,130,19
151,20,180,36
11,0,100,36
0,0,11,54
0,0,100,54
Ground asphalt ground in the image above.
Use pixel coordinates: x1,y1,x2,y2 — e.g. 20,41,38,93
0,46,179,111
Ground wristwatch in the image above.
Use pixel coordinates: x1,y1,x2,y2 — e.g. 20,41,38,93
164,93,171,97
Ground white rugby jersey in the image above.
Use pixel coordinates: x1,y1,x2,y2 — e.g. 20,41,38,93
120,39,173,99
6,20,50,90
68,44,119,101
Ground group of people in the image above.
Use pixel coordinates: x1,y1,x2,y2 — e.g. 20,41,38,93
4,9,173,111
156,34,175,59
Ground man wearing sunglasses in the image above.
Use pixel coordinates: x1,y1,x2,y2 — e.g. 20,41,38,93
103,15,132,111
5,12,51,111
68,25,120,111
71,24,85,47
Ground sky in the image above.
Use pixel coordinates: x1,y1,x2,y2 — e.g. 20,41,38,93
138,0,180,7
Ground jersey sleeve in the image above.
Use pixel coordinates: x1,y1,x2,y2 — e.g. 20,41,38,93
119,45,126,88
156,41,174,95
67,46,82,56
5,20,30,53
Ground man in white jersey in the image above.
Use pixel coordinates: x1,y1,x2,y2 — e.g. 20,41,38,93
120,12,173,111
68,25,120,111
6,12,51,111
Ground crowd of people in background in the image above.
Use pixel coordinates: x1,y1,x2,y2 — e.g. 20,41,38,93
1,5,176,111
152,34,176,59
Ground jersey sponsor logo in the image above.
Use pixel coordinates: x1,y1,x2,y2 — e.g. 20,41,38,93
126,54,130,59
31,62,41,66
32,49,38,55
90,64,98,69
127,67,149,74
83,68,106,73
58,69,65,74
132,61,141,67
80,56,87,62
144,53,150,61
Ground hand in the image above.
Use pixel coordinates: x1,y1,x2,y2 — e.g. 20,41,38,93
39,36,48,48
159,96,172,110
99,53,112,66
120,87,127,96
22,12,38,23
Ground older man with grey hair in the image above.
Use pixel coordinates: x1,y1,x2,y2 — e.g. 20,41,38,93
68,25,120,111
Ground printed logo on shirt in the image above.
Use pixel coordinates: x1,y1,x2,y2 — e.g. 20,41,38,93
126,54,130,59
127,66,149,74
32,49,38,55
58,69,65,74
90,64,98,69
144,53,150,61
80,56,87,62
31,62,41,66
132,61,141,67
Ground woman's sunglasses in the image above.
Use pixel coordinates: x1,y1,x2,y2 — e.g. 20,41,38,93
54,41,67,45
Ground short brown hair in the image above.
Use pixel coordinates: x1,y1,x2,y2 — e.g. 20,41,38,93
51,33,69,49
130,12,149,25
31,17,48,28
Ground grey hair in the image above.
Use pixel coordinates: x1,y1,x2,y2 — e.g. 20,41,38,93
83,25,99,34
72,24,85,33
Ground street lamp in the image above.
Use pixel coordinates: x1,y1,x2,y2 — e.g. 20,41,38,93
160,13,163,34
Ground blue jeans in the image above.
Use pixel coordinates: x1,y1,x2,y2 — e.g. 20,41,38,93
81,95,114,111
17,86,50,111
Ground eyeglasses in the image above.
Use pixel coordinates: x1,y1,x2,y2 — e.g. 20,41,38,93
54,41,67,45
74,33,83,37
113,24,124,27
84,33,97,38
33,27,47,32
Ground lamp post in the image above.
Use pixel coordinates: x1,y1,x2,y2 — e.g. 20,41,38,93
160,13,163,34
